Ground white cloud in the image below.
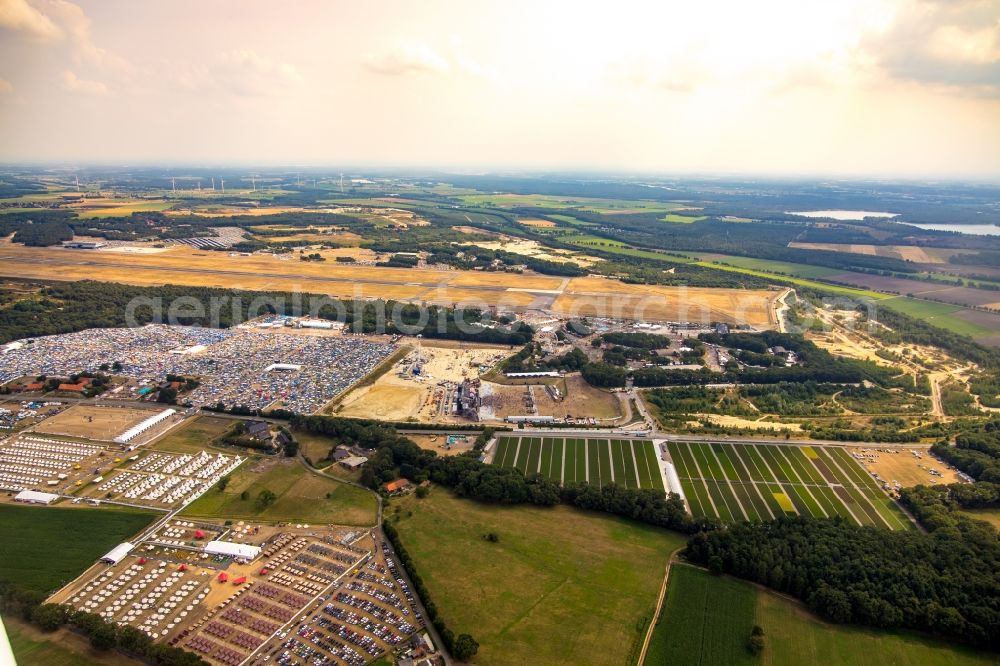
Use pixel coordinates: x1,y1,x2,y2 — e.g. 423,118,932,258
60,69,107,94
364,43,452,76
41,0,132,74
866,0,1000,94
0,0,60,40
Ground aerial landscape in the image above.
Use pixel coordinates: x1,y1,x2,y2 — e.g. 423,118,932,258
1,1,1000,665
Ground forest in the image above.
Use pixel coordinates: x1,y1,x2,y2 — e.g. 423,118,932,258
0,281,533,347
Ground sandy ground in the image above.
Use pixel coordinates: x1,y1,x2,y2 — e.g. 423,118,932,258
696,414,803,432
475,238,601,266
34,405,160,440
335,344,511,422
848,446,963,487
479,374,621,421
406,432,476,456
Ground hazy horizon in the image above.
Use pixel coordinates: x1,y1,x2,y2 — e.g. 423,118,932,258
1,0,999,177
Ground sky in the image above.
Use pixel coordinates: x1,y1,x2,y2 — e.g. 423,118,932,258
0,0,999,178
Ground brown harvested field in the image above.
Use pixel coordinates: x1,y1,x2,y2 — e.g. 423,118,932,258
419,287,540,308
518,218,557,227
788,242,975,264
0,245,776,325
826,272,1000,307
555,277,777,327
34,405,162,441
848,446,963,488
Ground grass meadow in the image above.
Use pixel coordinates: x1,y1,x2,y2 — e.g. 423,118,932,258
646,565,996,666
182,458,376,525
391,489,685,666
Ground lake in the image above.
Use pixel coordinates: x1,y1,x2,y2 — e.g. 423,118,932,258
787,210,898,221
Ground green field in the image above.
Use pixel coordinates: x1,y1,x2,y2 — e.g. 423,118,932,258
662,213,706,223
182,458,376,525
693,260,889,299
698,255,843,279
149,415,233,453
493,436,665,490
460,193,682,213
878,297,994,337
645,565,996,666
646,565,757,666
647,565,996,666
392,489,685,666
666,442,913,530
0,504,156,593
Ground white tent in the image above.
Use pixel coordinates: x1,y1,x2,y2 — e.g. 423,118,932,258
205,540,261,560
101,542,135,565
114,409,176,444
14,490,59,504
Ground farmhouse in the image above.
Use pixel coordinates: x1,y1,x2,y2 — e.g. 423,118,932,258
384,479,411,495
340,455,368,470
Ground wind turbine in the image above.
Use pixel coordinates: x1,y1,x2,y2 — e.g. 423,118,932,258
171,177,176,194
220,178,225,194
211,177,216,191
251,175,256,192
75,175,80,192
339,173,344,193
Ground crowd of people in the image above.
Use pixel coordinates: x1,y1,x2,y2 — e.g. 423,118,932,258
1,325,395,414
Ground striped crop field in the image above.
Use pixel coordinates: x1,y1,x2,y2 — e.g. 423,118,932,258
665,441,914,530
491,435,665,491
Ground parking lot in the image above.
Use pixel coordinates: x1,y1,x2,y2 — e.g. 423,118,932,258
245,537,424,666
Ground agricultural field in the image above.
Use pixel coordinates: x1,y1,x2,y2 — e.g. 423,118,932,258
181,457,376,525
645,565,757,666
788,242,975,264
0,504,156,593
492,435,665,490
646,565,996,666
665,441,913,530
391,489,686,666
459,193,684,214
662,213,706,223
